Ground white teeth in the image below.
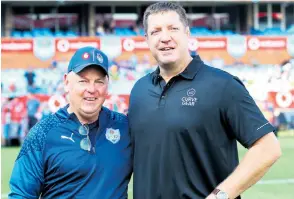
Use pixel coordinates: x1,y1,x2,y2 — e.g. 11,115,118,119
85,98,96,101
162,47,173,51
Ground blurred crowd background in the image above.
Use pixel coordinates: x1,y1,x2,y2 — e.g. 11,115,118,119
1,0,294,146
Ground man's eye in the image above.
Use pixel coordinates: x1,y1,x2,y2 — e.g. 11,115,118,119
151,30,159,35
96,81,104,84
172,27,179,31
79,80,87,83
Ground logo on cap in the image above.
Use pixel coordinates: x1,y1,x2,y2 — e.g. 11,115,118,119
97,53,103,63
83,52,89,59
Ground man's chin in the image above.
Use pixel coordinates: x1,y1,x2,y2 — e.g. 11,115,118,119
81,107,100,116
160,59,177,66
83,108,100,114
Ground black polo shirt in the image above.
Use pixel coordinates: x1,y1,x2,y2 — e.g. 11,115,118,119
128,56,275,199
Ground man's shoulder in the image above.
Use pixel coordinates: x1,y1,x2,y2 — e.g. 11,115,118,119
17,114,60,160
204,64,232,77
199,65,248,98
103,107,128,124
37,113,63,131
131,73,153,91
201,65,235,85
27,114,60,138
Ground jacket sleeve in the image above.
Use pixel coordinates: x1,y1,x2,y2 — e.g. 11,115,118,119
9,124,45,199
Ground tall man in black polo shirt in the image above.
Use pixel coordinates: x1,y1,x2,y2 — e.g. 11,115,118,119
128,2,282,199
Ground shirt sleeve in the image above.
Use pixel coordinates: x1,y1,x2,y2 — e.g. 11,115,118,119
221,76,276,148
9,124,45,199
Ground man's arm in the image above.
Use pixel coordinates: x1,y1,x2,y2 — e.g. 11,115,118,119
207,132,281,199
9,125,45,199
210,76,283,199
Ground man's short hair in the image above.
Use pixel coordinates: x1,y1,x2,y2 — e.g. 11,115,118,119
143,2,189,34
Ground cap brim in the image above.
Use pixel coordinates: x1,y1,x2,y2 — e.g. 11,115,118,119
72,63,108,75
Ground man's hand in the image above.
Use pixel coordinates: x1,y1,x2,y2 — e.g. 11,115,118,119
208,132,281,199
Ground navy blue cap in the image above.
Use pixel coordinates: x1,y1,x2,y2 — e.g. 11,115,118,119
67,46,109,75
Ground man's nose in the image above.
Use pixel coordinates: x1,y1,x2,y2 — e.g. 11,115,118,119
86,83,95,93
160,30,172,43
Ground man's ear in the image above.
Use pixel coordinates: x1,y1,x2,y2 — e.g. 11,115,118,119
63,73,69,93
145,33,150,47
105,76,110,96
186,26,191,37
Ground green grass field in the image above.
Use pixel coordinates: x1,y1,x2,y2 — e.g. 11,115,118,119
1,136,294,199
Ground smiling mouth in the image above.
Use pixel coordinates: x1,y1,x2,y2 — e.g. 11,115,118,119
160,47,175,51
84,97,97,102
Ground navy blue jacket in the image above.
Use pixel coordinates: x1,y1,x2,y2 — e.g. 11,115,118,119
9,105,132,199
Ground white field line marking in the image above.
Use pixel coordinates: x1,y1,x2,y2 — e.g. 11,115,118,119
257,178,294,185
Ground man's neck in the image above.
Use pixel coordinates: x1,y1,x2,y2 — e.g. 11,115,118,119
160,55,193,83
67,106,99,125
79,116,99,125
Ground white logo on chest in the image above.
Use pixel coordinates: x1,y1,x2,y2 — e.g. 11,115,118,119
182,88,198,106
106,128,121,144
61,133,75,143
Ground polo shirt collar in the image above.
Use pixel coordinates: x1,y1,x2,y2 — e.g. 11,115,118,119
152,55,204,85
57,104,109,130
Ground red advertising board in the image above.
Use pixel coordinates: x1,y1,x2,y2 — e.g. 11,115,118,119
268,91,294,109
1,36,294,69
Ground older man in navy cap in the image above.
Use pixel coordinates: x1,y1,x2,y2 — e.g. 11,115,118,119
9,47,133,199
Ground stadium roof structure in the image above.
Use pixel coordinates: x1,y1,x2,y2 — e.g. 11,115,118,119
3,0,294,6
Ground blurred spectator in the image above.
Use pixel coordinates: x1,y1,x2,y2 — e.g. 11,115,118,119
24,67,36,93
96,22,105,35
2,99,12,146
103,20,115,34
133,18,143,35
8,82,17,93
9,97,26,146
277,112,288,131
109,64,120,81
280,59,293,81
50,60,58,69
40,102,51,120
26,93,40,130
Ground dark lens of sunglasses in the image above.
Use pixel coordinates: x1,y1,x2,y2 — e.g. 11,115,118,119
80,138,91,151
79,125,88,135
